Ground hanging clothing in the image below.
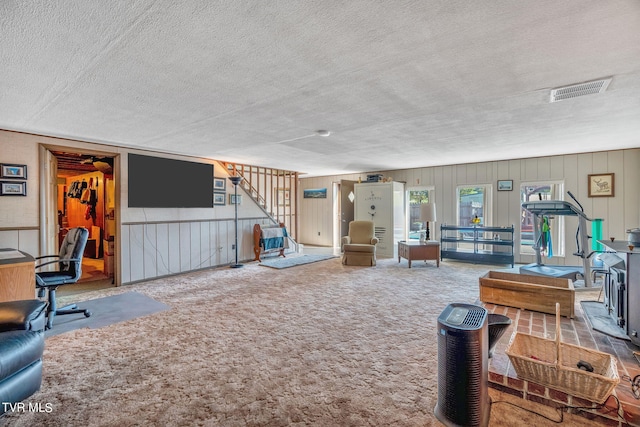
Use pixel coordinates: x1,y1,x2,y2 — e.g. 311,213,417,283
542,216,553,258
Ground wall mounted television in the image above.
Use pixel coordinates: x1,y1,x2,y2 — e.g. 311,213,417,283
128,154,214,208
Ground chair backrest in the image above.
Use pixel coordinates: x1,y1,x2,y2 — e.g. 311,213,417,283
348,221,375,244
58,227,89,278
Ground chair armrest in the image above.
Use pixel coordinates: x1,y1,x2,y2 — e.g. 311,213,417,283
370,237,379,245
35,257,81,270
34,254,60,260
341,236,351,245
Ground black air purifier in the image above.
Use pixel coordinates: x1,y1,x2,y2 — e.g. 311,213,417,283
434,303,490,427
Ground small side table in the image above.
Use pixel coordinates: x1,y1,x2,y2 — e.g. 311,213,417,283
398,240,440,268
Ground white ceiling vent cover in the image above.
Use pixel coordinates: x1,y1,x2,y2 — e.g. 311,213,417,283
550,78,611,102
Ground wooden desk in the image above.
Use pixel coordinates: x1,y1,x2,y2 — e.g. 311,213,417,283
0,249,36,302
398,240,440,268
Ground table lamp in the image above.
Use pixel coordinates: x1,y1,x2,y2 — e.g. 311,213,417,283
421,203,437,241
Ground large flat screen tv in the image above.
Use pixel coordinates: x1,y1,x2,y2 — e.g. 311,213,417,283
128,154,214,208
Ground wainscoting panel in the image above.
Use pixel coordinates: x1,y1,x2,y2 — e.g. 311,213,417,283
129,224,145,283
120,217,269,284
167,223,181,275
143,223,158,280
179,222,191,273
120,225,131,284
198,221,209,269
155,223,170,277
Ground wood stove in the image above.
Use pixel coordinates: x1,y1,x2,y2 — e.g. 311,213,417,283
600,242,640,346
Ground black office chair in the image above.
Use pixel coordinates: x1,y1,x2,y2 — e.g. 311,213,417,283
35,227,92,329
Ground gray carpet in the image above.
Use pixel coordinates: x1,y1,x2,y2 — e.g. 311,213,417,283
45,291,170,337
580,300,629,340
259,254,337,269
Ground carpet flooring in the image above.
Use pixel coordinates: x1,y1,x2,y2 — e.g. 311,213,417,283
3,258,608,426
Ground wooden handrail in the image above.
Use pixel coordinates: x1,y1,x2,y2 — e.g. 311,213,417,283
222,162,299,241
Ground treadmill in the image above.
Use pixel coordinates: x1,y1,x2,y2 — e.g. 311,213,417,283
520,195,595,288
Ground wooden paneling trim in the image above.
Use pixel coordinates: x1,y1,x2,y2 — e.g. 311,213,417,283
122,216,269,226
0,227,39,231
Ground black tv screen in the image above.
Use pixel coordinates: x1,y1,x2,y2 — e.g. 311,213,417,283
128,154,214,208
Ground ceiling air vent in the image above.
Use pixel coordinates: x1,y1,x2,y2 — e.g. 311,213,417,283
550,77,611,102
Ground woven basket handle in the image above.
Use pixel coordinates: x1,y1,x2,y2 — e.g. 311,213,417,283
555,302,562,366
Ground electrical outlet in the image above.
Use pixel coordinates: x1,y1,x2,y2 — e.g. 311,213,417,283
318,232,321,236
231,244,235,249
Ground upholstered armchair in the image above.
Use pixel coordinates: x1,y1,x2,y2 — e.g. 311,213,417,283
341,220,378,266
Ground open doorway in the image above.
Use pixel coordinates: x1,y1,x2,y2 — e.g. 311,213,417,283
47,149,117,292
333,180,356,250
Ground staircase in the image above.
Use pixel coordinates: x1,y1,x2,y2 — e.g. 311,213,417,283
223,163,299,240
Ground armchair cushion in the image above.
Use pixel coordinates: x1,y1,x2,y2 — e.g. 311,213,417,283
342,243,376,254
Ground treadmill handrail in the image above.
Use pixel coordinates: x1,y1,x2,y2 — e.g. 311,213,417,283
521,200,594,221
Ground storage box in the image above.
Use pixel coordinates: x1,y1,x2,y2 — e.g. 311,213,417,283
479,271,575,318
104,254,114,277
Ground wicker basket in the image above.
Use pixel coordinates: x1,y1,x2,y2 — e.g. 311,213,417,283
505,303,620,403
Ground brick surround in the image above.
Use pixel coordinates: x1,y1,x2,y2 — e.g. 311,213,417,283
484,300,640,426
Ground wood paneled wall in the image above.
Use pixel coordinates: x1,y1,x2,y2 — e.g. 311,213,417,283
299,149,640,266
120,218,273,283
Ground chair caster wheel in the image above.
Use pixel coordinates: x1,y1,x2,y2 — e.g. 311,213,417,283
84,311,92,318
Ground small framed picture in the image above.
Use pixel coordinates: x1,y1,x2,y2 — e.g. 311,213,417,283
229,194,242,205
588,173,614,197
0,181,27,196
1,164,27,179
275,188,290,206
497,180,513,191
213,177,226,191
213,192,226,206
303,188,327,199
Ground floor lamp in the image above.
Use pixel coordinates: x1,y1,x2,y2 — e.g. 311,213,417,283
228,176,243,268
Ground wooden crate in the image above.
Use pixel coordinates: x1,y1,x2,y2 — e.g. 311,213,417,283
479,271,575,318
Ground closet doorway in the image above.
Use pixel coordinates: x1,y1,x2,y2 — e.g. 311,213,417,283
45,149,118,292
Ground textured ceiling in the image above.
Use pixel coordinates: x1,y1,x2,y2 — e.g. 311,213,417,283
1,1,639,176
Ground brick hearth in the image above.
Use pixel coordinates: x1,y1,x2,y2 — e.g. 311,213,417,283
484,299,640,426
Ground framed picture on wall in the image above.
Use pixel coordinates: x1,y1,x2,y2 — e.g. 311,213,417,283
229,194,242,205
497,180,513,191
213,177,226,191
303,188,327,199
0,164,27,179
213,192,226,205
275,188,290,206
588,173,614,197
0,181,27,196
